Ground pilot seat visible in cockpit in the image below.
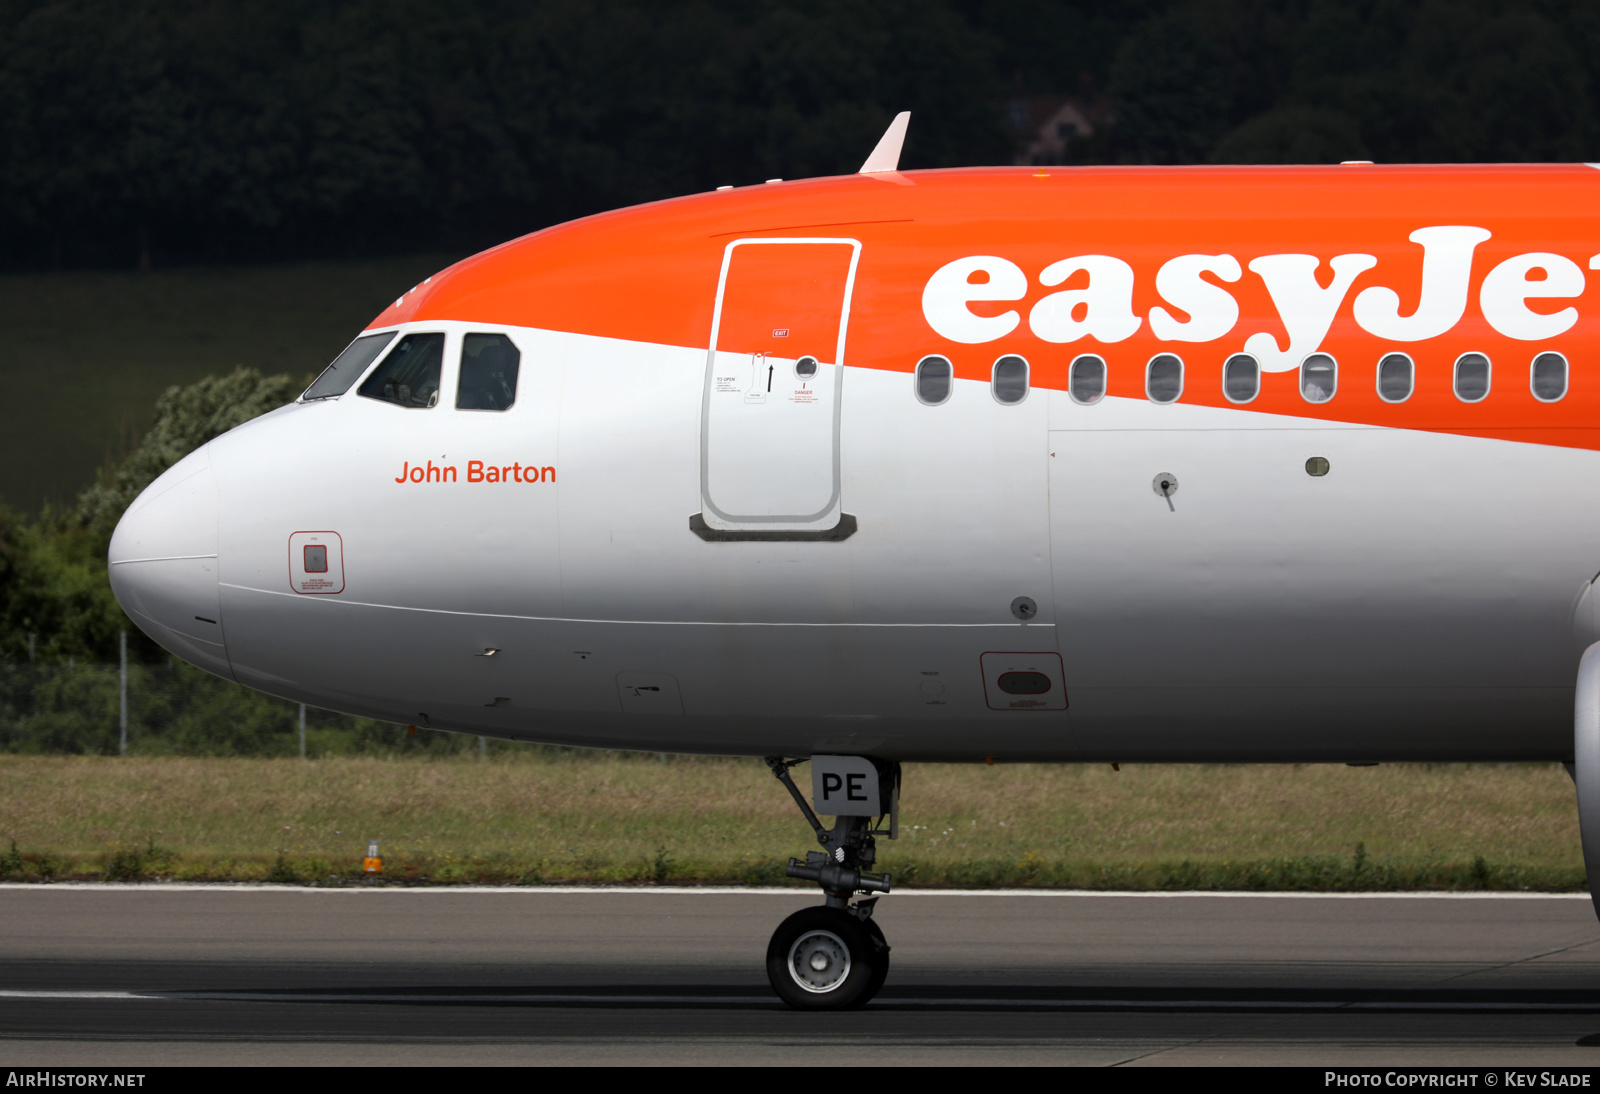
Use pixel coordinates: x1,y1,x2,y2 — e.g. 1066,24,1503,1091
456,333,521,411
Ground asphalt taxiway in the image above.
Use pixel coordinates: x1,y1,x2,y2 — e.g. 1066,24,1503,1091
2,885,1599,1066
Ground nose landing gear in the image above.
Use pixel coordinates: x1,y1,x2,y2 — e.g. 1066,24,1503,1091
763,756,899,1009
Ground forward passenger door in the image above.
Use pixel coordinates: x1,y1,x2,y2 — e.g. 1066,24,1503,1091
699,237,859,535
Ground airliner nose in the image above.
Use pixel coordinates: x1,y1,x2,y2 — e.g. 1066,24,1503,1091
108,446,232,680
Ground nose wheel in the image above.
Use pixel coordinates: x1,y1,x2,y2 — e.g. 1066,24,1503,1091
767,905,890,1009
763,756,899,1010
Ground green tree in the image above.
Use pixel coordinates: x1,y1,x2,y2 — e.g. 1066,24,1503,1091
0,368,300,664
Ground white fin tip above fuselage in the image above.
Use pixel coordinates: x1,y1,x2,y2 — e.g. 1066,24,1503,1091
859,112,910,174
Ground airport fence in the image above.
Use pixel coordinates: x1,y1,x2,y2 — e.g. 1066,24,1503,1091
0,656,483,757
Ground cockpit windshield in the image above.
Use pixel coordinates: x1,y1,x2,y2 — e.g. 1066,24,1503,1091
358,333,444,408
456,333,521,411
301,332,397,401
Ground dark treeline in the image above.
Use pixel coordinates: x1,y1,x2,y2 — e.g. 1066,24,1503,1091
1097,0,1600,166
0,0,1006,269
2,0,1598,271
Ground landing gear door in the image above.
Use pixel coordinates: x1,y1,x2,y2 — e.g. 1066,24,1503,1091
701,238,860,533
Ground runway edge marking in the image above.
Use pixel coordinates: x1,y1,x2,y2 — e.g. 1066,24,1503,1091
4,989,1600,1013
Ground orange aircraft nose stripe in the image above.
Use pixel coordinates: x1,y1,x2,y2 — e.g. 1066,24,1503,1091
371,164,1600,451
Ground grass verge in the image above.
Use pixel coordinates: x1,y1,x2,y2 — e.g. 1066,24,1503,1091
0,754,1583,890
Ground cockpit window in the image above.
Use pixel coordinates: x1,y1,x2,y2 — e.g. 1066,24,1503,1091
302,332,397,401
456,333,521,411
358,333,444,408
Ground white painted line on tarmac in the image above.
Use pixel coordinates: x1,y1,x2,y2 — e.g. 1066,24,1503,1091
894,889,1592,900
0,883,1585,899
0,991,145,1000
0,990,774,1006
2,989,1598,1012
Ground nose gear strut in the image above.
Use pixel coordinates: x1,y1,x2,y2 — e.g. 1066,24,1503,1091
763,755,899,1009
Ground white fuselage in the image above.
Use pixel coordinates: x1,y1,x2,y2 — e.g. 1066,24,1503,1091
110,319,1591,763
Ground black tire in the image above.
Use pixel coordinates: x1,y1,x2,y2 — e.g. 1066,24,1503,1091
862,917,891,1001
766,907,880,1010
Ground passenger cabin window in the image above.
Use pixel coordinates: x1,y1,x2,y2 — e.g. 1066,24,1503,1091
358,332,445,408
992,355,1030,404
1454,352,1491,403
1377,353,1413,402
1223,353,1259,403
1300,353,1336,403
915,355,952,405
456,333,521,411
1069,354,1106,404
1532,352,1568,402
1146,354,1183,403
302,332,397,401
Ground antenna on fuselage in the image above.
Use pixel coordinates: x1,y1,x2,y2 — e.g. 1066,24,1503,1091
859,112,910,174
